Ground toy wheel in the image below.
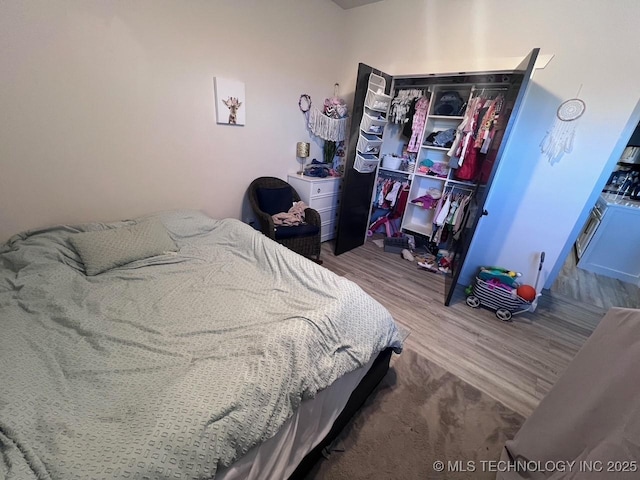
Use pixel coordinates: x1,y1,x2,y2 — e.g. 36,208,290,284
367,230,374,237
466,295,481,308
496,308,513,322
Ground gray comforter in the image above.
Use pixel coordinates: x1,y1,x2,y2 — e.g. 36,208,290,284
0,211,402,479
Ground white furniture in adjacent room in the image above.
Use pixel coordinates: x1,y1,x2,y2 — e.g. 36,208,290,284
577,193,640,285
287,174,343,242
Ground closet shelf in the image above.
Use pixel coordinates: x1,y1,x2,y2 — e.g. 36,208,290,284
407,202,435,210
428,115,464,120
368,73,386,91
357,133,383,155
413,173,447,180
421,145,450,151
402,222,433,237
365,89,392,112
360,112,387,136
446,179,476,187
354,153,379,174
379,166,410,175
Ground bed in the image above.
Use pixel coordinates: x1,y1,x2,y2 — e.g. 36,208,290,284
0,210,402,479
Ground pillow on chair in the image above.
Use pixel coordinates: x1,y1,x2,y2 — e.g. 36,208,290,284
274,224,319,240
256,186,294,215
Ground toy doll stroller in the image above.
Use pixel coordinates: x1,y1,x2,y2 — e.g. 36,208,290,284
466,252,545,322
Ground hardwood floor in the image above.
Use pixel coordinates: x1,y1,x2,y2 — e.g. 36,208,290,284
320,239,607,417
551,246,640,310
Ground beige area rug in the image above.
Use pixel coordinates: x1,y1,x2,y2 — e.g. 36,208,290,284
306,349,525,480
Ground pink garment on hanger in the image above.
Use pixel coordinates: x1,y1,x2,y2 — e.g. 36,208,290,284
407,97,430,153
448,96,479,159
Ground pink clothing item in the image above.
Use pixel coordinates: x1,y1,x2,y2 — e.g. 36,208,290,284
272,201,308,226
407,97,430,153
448,96,480,159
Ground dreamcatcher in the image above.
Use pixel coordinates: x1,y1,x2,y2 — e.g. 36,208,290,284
540,88,586,164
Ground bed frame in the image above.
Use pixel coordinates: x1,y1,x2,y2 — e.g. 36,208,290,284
289,347,394,478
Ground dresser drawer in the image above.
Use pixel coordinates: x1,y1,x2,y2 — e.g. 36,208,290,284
310,194,340,211
310,179,342,198
316,206,339,224
321,218,338,242
287,175,342,203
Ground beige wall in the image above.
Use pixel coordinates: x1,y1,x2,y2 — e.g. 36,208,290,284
339,0,640,287
0,0,348,241
4,0,640,288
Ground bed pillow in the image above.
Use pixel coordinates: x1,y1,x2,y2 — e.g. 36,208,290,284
256,186,294,216
70,218,178,276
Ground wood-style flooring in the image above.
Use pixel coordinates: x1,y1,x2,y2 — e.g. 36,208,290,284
551,247,640,310
320,239,607,418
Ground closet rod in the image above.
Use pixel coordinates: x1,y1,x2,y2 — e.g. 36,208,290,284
392,87,428,95
378,169,410,180
471,85,509,93
393,83,511,93
444,183,476,193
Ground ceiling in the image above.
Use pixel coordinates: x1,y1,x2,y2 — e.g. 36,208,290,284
331,0,384,9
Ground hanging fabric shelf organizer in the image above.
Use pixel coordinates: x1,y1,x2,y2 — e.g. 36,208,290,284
352,73,392,173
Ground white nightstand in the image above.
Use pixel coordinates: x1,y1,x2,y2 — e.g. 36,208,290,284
287,174,343,242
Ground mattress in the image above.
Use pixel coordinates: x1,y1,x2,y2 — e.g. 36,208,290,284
217,352,377,480
0,210,402,479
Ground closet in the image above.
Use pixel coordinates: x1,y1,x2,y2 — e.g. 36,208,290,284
334,49,539,305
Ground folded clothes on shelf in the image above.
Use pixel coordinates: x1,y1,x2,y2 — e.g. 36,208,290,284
410,188,442,209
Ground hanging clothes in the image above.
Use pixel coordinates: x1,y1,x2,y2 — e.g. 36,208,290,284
402,98,419,138
373,174,408,210
448,95,480,166
452,194,472,240
407,97,430,152
453,93,493,182
385,181,402,207
474,99,496,149
480,94,504,154
368,182,410,237
431,190,474,245
435,194,451,226
445,199,460,225
393,185,410,218
390,89,424,125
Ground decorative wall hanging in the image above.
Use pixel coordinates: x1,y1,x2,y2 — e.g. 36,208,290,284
299,84,349,142
540,86,586,164
214,77,246,126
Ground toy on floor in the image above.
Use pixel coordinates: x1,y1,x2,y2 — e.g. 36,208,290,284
465,253,545,322
516,284,537,302
477,266,521,288
401,249,414,261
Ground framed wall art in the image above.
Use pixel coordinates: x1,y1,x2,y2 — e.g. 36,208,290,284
214,77,246,126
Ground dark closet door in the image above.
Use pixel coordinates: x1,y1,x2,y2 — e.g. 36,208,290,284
444,48,539,305
334,64,392,255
